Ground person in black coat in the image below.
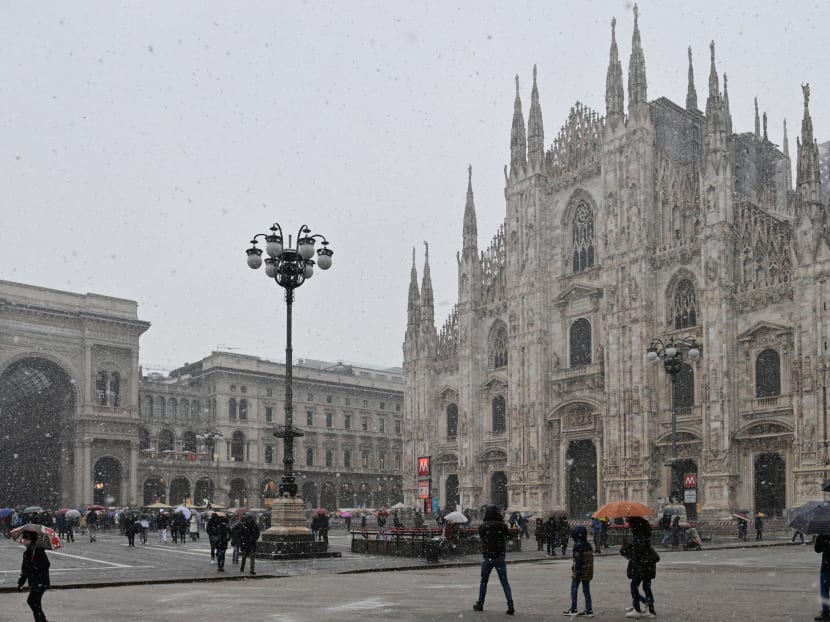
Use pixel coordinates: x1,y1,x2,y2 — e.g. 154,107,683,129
620,517,659,618
814,534,830,620
472,505,515,615
214,517,230,571
238,515,261,575
18,531,50,622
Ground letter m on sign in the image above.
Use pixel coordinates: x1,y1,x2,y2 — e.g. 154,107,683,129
683,473,697,488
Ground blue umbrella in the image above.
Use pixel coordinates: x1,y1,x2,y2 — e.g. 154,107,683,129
0,508,14,519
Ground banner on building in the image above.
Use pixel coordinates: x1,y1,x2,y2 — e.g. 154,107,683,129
418,480,430,499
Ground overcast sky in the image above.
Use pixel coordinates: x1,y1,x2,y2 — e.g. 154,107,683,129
1,1,827,371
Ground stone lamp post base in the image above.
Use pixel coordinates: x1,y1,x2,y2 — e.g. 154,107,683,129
255,495,341,559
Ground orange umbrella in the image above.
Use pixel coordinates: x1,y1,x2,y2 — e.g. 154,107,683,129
592,500,654,519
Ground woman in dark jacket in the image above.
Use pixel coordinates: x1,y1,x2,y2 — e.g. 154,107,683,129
18,531,51,622
564,525,594,616
620,516,658,618
473,505,515,615
214,517,230,571
534,518,546,551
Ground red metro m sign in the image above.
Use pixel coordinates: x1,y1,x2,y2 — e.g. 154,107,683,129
417,456,431,478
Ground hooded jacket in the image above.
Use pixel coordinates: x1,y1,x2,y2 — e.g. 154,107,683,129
19,545,50,589
478,506,510,558
570,525,594,581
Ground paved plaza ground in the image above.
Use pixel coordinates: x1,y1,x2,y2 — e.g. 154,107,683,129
0,529,822,621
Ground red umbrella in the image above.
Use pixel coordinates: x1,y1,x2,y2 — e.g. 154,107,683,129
10,524,62,550
312,508,328,515
56,508,72,515
86,504,106,511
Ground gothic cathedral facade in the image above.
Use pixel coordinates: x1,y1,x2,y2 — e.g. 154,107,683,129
403,8,830,519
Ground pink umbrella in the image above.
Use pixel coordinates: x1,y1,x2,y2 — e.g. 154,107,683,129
10,524,62,550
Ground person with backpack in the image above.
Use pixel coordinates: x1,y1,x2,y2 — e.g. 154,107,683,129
563,525,594,617
620,517,659,619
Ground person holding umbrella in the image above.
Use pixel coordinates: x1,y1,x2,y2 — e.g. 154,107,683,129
17,530,51,622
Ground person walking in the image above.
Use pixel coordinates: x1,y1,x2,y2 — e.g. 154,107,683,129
590,517,603,555
659,511,672,547
124,515,137,547
545,516,558,556
793,528,806,544
189,514,199,542
85,509,98,543
238,514,261,575
320,512,330,544
472,505,515,615
17,530,51,622
620,516,659,619
814,533,830,620
670,515,681,548
206,513,220,564
563,525,594,617
558,515,570,556
214,516,230,571
754,514,764,540
535,518,546,551
230,518,242,564
157,510,169,544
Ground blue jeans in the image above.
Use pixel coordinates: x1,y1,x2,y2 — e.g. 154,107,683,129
477,556,513,605
570,578,592,613
820,568,830,617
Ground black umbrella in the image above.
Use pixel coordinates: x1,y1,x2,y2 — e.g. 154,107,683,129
788,502,830,535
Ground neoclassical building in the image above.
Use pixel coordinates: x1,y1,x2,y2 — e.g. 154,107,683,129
0,280,404,509
403,8,830,519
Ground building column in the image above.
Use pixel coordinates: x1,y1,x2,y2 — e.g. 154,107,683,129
73,441,84,504
82,439,93,504
129,441,139,506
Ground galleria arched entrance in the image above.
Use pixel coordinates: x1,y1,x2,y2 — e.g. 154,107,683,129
0,357,76,508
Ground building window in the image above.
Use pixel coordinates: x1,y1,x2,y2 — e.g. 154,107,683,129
361,417,368,431
264,445,274,464
228,398,237,420
378,452,385,470
239,399,248,420
345,397,351,406
395,420,401,435
191,400,200,421
569,318,592,367
395,454,401,471
96,371,108,405
756,349,781,398
326,449,333,467
109,373,121,407
143,396,153,418
345,414,351,429
180,399,189,420
167,399,177,419
379,419,385,433
363,399,369,408
362,451,369,468
344,449,351,468
158,429,174,452
156,397,166,418
672,364,695,410
672,279,697,329
572,202,595,272
307,393,314,402
306,410,314,426
327,395,333,404
266,387,274,397
306,447,314,466
182,431,197,452
447,403,458,439
492,396,506,434
210,399,217,421
489,322,508,368
396,403,401,412
265,406,273,423
379,401,385,410
139,427,150,451
326,412,333,428
231,431,245,462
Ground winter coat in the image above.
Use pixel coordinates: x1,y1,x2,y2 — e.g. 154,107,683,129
230,521,243,547
206,515,220,541
213,521,230,550
570,526,594,581
478,506,510,558
535,519,545,542
816,535,830,571
19,546,50,589
239,517,260,552
620,534,659,580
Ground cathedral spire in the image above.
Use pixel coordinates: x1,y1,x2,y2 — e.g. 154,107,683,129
762,111,768,142
407,247,420,328
527,65,545,168
463,165,478,254
704,42,726,154
605,17,625,122
420,241,434,326
783,118,792,190
754,97,761,139
627,4,648,116
707,40,719,99
686,46,698,111
510,74,527,173
796,83,821,207
723,73,732,133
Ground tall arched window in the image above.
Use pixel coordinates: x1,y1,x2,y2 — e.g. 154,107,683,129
492,396,506,434
139,428,150,451
191,400,201,420
489,322,508,368
156,397,166,418
168,399,177,420
446,403,458,439
672,279,697,329
569,318,592,367
756,349,781,397
344,449,351,468
672,364,694,410
158,429,175,452
228,398,237,420
239,399,248,420
180,399,189,420
231,431,245,462
306,447,314,466
572,202,595,272
182,431,197,452
326,449,333,467
211,399,217,420
109,372,121,407
143,396,154,418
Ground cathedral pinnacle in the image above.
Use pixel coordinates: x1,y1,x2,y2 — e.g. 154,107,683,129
796,82,820,207
627,4,648,116
510,74,527,173
783,118,790,158
707,41,719,98
763,111,768,142
606,17,624,122
754,97,760,139
420,241,434,326
407,246,420,328
463,165,478,253
527,64,545,167
686,46,698,111
723,73,732,133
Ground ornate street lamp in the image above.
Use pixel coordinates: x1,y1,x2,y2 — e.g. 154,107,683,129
647,336,702,502
246,222,337,558
196,430,223,507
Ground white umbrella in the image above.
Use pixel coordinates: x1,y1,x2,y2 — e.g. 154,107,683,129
174,505,192,520
444,511,468,524
65,509,81,519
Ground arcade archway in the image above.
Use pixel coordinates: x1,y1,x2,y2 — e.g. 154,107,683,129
93,457,122,506
0,357,76,508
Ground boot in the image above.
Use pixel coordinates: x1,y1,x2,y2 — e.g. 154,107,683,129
473,602,483,612
506,601,515,615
